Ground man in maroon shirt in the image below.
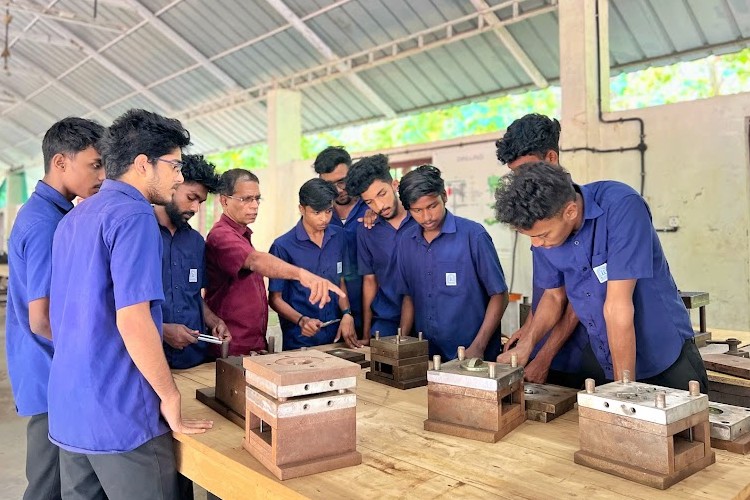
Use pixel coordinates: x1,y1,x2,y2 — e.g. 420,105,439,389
206,169,344,355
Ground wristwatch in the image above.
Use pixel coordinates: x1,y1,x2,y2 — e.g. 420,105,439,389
341,308,352,317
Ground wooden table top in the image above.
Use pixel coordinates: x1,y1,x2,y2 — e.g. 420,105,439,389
173,341,750,500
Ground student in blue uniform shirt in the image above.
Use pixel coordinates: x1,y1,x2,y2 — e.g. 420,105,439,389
6,117,105,500
269,178,355,350
314,146,367,337
496,114,604,388
494,163,709,392
48,109,213,500
344,154,417,345
393,165,509,361
156,154,231,370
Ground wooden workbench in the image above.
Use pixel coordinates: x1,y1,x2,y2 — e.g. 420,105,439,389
173,344,750,500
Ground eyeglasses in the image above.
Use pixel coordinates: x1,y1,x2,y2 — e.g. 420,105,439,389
225,194,262,205
153,157,184,173
327,177,346,190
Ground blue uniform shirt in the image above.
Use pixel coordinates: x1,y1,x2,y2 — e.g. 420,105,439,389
160,222,208,369
48,180,168,454
269,220,344,350
330,198,367,332
6,181,73,416
529,284,590,373
532,182,694,380
394,211,508,361
356,213,417,335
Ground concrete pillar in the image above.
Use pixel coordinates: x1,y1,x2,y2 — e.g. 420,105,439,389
558,0,609,182
263,89,303,250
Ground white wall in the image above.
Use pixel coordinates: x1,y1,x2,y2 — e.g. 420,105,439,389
589,93,750,330
377,94,750,331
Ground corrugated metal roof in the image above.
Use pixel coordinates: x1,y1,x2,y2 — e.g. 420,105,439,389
0,0,748,168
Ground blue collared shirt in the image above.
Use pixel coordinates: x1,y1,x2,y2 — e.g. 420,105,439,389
48,179,168,454
533,182,693,380
330,198,368,330
269,220,344,350
529,284,590,373
394,211,508,361
356,213,417,331
160,223,207,369
6,181,73,416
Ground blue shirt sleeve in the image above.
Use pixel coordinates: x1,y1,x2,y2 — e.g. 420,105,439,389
472,231,508,296
268,241,288,293
533,248,564,289
356,225,374,276
605,195,654,281
108,214,164,310
392,239,411,296
25,226,55,301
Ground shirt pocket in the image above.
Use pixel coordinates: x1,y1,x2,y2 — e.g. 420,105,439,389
436,260,463,297
589,252,609,293
181,258,204,291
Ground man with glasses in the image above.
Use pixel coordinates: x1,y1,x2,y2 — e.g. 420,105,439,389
314,146,368,339
206,169,345,356
48,109,213,498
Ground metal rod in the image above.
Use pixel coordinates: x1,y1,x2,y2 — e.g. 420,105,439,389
433,354,441,371
585,378,596,394
457,346,465,361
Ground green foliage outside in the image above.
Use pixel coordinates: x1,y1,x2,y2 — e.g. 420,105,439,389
206,48,750,170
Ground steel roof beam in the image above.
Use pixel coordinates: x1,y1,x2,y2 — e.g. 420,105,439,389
264,0,396,119
180,0,557,121
39,18,176,113
471,0,549,88
119,0,242,92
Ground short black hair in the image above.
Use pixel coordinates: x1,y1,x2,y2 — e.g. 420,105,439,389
42,117,105,174
398,165,445,211
218,168,259,196
313,146,351,174
100,109,190,179
181,154,220,193
495,114,561,165
299,178,338,211
345,154,393,197
494,162,576,230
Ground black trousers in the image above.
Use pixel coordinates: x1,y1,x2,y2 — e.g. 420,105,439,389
548,339,709,394
59,432,177,500
546,342,608,389
643,339,709,394
25,413,61,500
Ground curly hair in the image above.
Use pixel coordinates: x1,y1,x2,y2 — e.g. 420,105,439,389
313,146,351,174
180,154,220,193
495,114,560,165
345,154,392,197
494,162,575,230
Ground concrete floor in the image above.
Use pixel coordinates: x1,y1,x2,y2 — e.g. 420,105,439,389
0,308,30,499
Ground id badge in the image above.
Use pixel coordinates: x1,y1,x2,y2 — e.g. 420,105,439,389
593,263,608,284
